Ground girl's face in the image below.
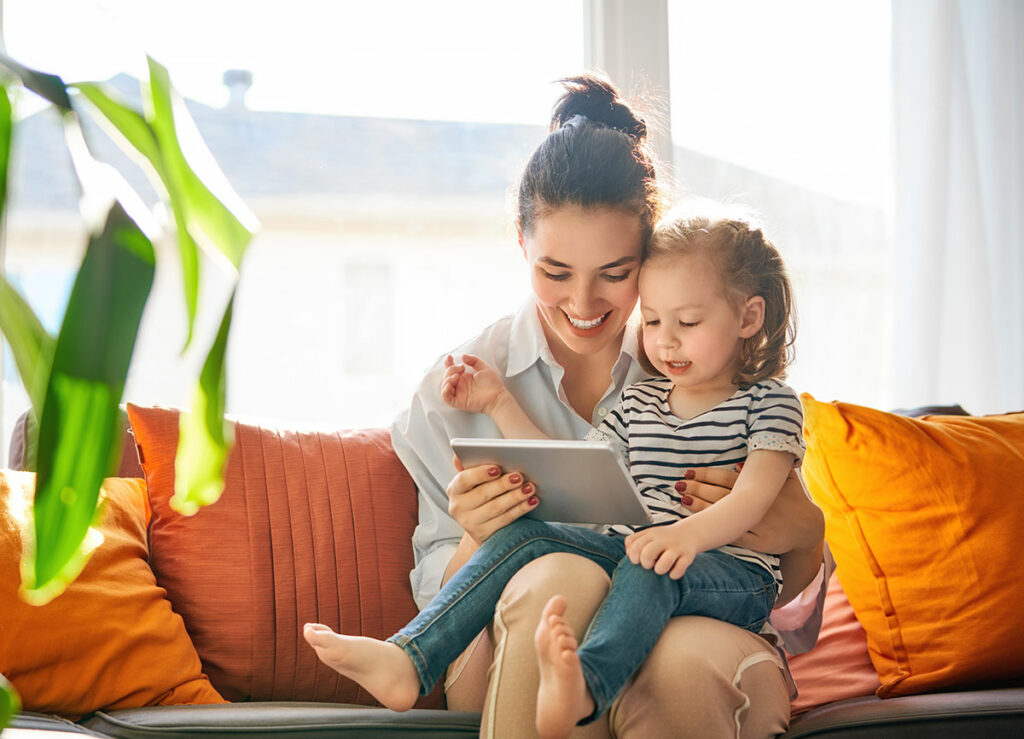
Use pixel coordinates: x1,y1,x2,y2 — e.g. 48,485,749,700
639,254,763,395
521,206,644,359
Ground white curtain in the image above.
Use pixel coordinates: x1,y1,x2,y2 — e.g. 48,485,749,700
890,0,1024,415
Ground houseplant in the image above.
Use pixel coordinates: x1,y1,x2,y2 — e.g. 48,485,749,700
0,53,257,725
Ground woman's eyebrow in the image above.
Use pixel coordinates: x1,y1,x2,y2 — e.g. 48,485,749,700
537,256,639,269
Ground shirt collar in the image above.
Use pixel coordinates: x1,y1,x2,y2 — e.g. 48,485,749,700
505,299,643,379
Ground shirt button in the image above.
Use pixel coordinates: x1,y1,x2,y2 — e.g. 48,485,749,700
597,407,608,417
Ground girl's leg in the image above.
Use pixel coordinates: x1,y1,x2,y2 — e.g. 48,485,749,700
537,551,777,732
390,519,624,695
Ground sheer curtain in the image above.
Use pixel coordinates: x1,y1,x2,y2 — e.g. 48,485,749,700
891,0,1024,414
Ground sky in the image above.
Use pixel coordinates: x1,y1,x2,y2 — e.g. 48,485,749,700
3,0,891,207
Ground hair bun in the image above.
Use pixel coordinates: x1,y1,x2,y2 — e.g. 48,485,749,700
551,73,647,140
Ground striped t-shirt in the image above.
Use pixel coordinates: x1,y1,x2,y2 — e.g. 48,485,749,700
585,377,805,588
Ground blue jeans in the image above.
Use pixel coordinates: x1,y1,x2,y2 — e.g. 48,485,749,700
388,518,777,723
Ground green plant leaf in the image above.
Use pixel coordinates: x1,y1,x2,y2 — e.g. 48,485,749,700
144,58,255,352
0,53,71,110
0,86,56,461
0,673,20,732
146,58,254,268
173,291,235,516
73,80,199,349
0,277,55,421
0,85,11,212
24,202,155,603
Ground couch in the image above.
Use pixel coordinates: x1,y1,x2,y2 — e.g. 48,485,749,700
4,401,1024,738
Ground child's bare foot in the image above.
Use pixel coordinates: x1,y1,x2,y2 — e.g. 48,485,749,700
534,595,595,739
303,623,420,711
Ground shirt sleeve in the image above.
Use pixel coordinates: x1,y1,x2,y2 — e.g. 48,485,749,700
391,356,504,610
747,382,806,466
584,395,630,460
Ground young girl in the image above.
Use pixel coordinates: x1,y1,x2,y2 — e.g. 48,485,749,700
304,211,806,737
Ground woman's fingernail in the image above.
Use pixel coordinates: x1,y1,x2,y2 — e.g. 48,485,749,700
680,495,694,507
675,480,687,492
737,461,745,470
528,496,539,506
684,469,695,480
488,466,500,477
509,472,522,484
522,483,534,495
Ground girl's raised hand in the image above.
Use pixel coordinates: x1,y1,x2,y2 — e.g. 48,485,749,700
440,353,508,415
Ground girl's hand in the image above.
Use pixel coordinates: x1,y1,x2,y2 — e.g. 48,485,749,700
674,466,823,554
440,354,510,416
624,522,697,579
446,455,539,545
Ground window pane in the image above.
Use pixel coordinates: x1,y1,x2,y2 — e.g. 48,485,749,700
668,0,893,408
1,1,584,462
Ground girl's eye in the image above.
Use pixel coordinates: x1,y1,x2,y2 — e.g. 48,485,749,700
680,321,699,328
602,271,631,283
541,271,570,282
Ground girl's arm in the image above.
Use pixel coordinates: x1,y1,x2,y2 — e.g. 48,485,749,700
625,449,796,577
682,467,823,554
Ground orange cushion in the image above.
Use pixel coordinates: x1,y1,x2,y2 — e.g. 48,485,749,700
800,395,1024,697
0,471,225,715
125,404,443,708
786,572,879,714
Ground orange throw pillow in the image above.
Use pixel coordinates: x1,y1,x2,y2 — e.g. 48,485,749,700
786,572,879,714
126,405,443,708
0,471,225,715
800,396,1024,698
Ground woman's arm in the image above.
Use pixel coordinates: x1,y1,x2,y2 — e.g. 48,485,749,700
683,467,824,554
775,538,824,606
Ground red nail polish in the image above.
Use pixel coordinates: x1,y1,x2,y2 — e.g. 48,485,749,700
737,462,745,470
684,469,695,480
509,472,522,484
675,480,687,492
523,483,534,495
488,466,500,477
681,495,694,506
528,496,538,506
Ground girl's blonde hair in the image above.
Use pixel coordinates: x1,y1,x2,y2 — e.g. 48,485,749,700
638,213,797,387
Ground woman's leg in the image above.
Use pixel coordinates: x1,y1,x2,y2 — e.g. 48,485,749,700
471,552,615,739
608,615,790,739
392,520,624,694
539,551,777,730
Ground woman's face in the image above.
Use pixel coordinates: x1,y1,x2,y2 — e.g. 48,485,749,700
521,206,644,358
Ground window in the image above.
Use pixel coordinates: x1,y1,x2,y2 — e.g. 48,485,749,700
668,0,893,408
1,0,583,460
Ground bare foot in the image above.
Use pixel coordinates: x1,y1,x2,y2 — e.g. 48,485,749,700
534,596,595,739
303,623,420,711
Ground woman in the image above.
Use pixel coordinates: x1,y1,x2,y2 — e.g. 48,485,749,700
391,74,825,738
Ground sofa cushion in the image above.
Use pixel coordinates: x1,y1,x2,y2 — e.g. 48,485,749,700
0,471,225,716
800,396,1024,697
126,405,443,708
786,572,880,714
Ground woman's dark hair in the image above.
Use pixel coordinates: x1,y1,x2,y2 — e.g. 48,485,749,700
517,73,663,244
637,214,797,387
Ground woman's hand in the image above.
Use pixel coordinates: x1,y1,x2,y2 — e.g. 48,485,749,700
441,354,510,416
676,467,824,554
446,455,539,546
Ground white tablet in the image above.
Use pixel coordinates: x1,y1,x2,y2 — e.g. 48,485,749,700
450,438,652,526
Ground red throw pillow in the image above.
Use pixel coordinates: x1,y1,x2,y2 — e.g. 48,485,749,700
126,404,443,708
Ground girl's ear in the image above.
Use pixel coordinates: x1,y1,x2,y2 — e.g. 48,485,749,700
739,295,765,338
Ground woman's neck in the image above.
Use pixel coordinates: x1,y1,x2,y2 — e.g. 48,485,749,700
545,326,624,421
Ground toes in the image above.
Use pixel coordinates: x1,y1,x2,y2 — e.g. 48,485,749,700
542,595,568,619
